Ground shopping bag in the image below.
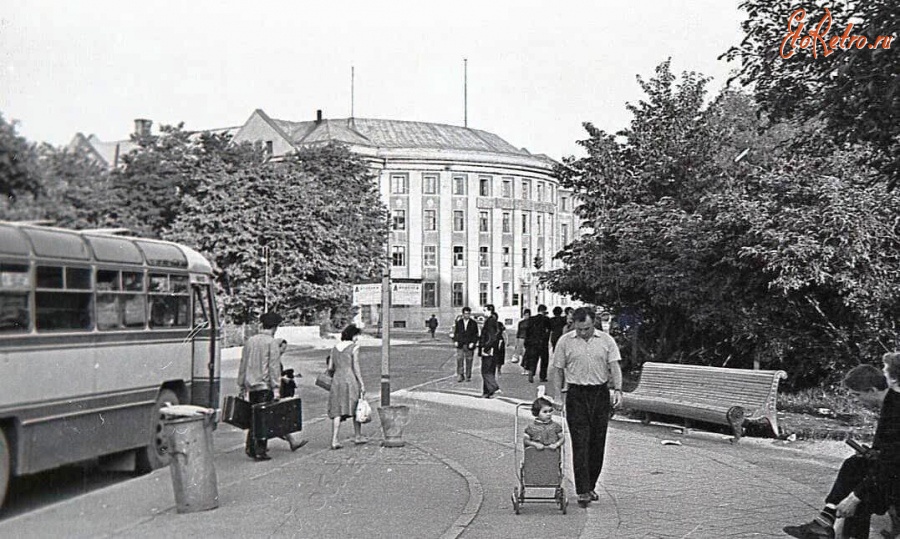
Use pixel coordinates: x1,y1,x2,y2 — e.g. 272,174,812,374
315,372,333,391
355,398,372,423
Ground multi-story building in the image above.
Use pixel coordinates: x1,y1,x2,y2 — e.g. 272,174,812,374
232,109,581,328
71,111,582,328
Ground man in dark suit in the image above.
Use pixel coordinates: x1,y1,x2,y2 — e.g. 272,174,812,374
524,304,552,383
453,307,479,382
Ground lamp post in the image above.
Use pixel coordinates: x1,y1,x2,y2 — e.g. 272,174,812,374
261,245,271,313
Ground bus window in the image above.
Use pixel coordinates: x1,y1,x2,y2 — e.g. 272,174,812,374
149,273,190,329
0,263,30,333
35,265,93,331
97,269,147,330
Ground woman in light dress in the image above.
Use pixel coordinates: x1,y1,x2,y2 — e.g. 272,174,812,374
327,324,367,449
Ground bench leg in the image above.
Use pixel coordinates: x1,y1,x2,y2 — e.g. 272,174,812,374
641,412,652,425
766,413,781,438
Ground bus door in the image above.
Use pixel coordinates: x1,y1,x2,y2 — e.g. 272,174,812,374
189,274,220,410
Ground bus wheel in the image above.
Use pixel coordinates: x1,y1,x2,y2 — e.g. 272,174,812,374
136,389,179,473
0,428,9,509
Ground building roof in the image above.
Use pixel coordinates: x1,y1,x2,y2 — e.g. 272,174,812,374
68,126,241,169
270,116,548,159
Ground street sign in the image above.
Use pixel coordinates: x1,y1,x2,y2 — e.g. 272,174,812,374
353,283,382,305
352,280,422,306
391,281,422,306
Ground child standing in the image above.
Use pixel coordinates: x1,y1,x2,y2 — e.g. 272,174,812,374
524,397,564,451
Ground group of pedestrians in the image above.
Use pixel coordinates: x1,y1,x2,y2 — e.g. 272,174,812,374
237,312,369,460
451,305,508,398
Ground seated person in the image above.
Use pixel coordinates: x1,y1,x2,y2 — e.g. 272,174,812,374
524,397,564,452
784,355,900,539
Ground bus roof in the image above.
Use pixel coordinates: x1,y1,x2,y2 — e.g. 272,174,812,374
0,222,213,274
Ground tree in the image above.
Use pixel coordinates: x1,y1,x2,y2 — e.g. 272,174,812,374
167,142,387,325
0,113,42,203
722,0,900,188
548,60,900,387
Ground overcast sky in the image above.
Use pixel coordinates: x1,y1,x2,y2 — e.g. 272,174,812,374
0,0,746,160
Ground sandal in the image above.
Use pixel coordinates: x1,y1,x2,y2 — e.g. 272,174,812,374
353,437,368,445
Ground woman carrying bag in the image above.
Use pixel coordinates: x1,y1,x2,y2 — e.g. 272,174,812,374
327,324,367,449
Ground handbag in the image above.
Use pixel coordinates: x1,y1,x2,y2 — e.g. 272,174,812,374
355,397,372,424
315,372,333,391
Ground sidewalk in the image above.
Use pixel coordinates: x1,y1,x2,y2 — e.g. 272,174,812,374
3,344,890,538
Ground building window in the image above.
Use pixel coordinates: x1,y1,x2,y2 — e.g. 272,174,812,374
423,174,438,194
265,141,273,154
502,178,512,198
561,223,569,245
479,211,489,233
522,211,530,234
424,209,437,231
479,176,491,197
536,214,543,236
453,246,465,267
522,247,529,268
521,180,530,200
537,182,544,202
392,209,406,231
479,282,489,307
561,196,569,211
423,245,437,267
391,174,408,194
502,212,511,234
479,246,489,267
452,282,464,307
453,211,465,232
453,175,466,195
502,282,511,307
423,282,437,307
535,248,543,268
391,246,406,267
503,247,510,267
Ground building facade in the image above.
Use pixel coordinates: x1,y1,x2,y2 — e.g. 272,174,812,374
232,110,581,328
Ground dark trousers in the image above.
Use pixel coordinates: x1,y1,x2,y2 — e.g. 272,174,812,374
566,384,612,495
481,354,499,396
245,389,274,457
825,456,874,538
524,343,550,380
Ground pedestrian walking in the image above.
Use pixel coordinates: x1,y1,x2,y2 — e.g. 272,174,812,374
452,307,479,382
784,355,900,539
523,304,552,383
552,307,623,507
495,319,508,378
562,307,575,334
327,324,368,449
237,311,284,461
426,314,439,339
549,306,567,352
478,305,502,398
514,308,531,373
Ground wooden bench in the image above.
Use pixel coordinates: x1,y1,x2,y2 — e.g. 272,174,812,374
621,362,788,442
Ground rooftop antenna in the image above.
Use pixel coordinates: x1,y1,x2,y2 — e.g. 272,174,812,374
351,65,355,118
463,58,468,128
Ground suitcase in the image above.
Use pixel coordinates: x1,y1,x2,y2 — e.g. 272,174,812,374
252,396,303,438
223,395,252,429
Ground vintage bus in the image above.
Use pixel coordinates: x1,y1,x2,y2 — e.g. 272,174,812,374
0,222,221,508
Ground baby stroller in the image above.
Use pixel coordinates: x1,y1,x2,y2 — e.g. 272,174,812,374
511,402,568,514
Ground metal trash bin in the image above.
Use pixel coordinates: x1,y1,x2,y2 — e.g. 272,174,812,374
160,404,219,514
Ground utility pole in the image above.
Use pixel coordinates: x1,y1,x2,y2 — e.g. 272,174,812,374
263,245,270,313
381,237,392,407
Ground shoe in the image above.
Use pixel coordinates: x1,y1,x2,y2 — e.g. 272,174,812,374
466,377,471,381
252,454,272,461
289,438,309,452
589,490,599,501
457,376,464,382
330,443,343,450
482,394,491,398
577,493,591,507
353,437,368,445
540,378,548,382
783,520,835,539
528,373,534,383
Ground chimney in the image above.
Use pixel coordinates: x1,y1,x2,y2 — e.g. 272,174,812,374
134,118,152,137
316,110,323,124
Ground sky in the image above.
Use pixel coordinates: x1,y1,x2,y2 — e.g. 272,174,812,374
0,0,746,161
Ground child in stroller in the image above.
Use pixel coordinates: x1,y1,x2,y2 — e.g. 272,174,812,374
524,397,564,451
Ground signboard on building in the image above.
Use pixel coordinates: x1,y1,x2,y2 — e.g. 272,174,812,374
352,279,422,306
